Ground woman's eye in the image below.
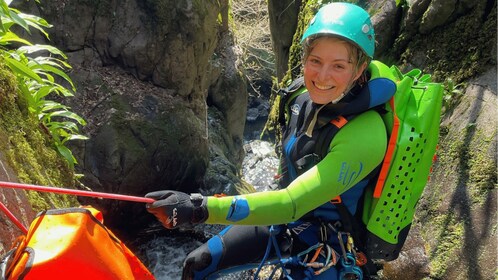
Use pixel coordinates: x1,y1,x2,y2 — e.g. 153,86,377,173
334,64,346,70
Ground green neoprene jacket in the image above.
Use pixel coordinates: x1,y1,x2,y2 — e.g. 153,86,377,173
206,109,387,225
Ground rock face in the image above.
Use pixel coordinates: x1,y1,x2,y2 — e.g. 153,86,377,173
11,0,248,229
0,157,35,256
267,0,301,80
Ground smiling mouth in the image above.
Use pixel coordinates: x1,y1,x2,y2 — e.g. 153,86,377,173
314,82,334,90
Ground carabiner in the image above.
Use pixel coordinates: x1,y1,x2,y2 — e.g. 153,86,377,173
339,253,363,280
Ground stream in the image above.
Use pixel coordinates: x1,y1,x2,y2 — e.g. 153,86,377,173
138,138,279,279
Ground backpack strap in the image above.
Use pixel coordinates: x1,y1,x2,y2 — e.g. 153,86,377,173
278,76,305,128
314,115,356,161
334,199,379,276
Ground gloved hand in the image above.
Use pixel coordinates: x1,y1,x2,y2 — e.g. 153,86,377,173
145,190,208,229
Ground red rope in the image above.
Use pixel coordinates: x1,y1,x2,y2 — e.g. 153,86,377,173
0,201,28,234
0,181,155,203
0,181,155,234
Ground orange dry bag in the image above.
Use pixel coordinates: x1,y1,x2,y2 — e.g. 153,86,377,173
1,206,155,280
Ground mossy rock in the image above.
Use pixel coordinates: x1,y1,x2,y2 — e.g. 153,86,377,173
0,62,78,212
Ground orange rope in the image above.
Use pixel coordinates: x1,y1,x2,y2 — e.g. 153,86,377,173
309,246,323,263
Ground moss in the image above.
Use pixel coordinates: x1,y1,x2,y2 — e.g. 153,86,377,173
0,62,78,213
0,67,17,107
418,119,496,278
440,124,497,205
394,3,496,83
466,129,498,203
424,214,465,279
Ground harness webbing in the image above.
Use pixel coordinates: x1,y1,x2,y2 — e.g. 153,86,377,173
254,226,292,280
333,202,378,276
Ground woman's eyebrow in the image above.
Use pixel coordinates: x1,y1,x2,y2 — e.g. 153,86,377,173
309,54,349,63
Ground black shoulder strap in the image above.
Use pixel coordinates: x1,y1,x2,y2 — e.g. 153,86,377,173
314,115,357,160
278,76,305,127
334,201,379,276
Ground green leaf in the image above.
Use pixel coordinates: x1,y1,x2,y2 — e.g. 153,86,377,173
32,64,75,90
65,134,89,141
43,110,87,125
40,83,74,97
39,100,66,110
4,55,43,82
20,13,52,39
19,44,67,59
55,144,76,168
20,13,51,28
32,56,70,69
0,16,5,34
0,1,10,14
45,120,79,130
33,85,52,101
0,0,85,167
8,10,30,33
46,121,79,132
0,31,32,45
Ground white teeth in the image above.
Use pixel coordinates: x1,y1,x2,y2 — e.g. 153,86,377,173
314,82,334,90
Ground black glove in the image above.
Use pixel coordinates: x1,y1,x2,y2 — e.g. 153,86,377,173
145,190,208,229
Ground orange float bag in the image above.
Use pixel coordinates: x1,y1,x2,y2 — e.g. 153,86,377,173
0,207,155,280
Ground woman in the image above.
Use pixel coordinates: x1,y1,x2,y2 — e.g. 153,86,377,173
146,3,391,279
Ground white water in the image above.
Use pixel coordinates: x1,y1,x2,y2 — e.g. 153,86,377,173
140,140,278,280
143,235,203,279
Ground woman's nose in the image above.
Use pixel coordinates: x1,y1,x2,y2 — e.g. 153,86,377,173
317,65,333,81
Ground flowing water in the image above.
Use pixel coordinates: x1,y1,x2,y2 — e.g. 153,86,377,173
139,140,278,280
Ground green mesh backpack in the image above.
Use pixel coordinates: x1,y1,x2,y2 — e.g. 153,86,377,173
360,61,444,260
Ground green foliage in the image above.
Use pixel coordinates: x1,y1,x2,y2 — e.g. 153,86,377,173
0,0,87,168
442,78,464,113
0,62,78,211
395,0,408,7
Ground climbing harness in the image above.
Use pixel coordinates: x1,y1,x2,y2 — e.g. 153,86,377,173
253,224,366,280
254,225,291,280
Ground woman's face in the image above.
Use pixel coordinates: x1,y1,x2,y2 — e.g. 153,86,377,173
303,37,364,104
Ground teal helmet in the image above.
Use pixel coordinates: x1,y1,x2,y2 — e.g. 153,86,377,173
301,2,375,58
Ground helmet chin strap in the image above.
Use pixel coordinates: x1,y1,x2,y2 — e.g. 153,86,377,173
333,70,360,104
331,92,347,104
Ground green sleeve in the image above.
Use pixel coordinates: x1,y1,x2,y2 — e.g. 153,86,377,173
205,110,387,225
